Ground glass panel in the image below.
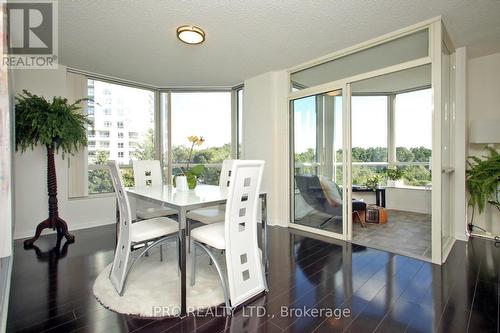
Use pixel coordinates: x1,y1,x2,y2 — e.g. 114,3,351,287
292,89,344,236
350,65,432,260
394,89,432,186
291,29,429,90
87,79,155,193
171,92,231,185
351,96,388,187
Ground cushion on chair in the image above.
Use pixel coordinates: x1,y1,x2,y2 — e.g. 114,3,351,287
187,206,224,224
131,217,178,243
136,207,177,219
318,176,342,207
190,222,225,250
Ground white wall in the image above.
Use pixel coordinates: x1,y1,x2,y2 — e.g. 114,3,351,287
386,188,431,214
467,51,500,236
12,66,116,239
243,71,289,227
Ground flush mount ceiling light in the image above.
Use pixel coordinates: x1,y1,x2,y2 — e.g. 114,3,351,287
176,25,205,45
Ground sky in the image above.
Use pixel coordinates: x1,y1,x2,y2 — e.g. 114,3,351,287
171,92,232,148
294,88,432,153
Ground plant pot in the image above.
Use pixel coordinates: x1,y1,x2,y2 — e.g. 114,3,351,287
186,173,197,189
174,175,189,191
387,179,404,187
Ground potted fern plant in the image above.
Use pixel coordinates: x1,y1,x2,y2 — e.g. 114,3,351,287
15,90,91,247
466,147,500,233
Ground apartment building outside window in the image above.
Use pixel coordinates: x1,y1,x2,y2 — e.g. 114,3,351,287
86,79,155,194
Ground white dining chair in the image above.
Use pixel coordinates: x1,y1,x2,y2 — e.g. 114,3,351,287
186,159,233,224
132,160,177,219
190,160,267,310
108,160,179,296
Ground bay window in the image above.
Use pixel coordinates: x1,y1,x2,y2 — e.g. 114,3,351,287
77,78,241,196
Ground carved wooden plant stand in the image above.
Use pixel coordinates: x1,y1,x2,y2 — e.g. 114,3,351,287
24,146,75,248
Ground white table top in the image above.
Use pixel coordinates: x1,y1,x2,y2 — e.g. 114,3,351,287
126,184,228,210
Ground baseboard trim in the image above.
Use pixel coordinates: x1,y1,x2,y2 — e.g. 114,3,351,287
13,219,116,240
455,232,468,242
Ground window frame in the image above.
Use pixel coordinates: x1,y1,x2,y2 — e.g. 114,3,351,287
82,76,240,194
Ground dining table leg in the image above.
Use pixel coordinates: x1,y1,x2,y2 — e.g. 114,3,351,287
179,207,187,317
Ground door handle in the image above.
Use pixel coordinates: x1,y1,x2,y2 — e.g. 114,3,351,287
442,167,455,174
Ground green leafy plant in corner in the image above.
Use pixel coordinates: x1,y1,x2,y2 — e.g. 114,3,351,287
15,90,91,246
466,147,500,214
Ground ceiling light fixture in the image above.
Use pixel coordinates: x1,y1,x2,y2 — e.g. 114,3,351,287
176,25,205,45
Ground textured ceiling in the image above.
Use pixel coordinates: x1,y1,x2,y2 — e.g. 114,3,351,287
58,0,500,87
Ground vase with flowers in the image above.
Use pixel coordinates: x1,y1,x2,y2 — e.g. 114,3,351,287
174,135,206,190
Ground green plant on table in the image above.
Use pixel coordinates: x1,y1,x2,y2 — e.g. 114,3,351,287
176,135,206,189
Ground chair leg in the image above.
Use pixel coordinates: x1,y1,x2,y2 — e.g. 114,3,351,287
195,242,231,311
190,239,196,286
319,216,335,227
176,236,180,276
354,211,366,228
160,244,163,262
119,235,176,296
187,219,191,253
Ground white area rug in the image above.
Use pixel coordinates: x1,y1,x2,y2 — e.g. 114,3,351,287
93,244,225,317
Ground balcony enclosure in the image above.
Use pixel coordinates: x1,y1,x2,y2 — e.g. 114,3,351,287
289,20,456,264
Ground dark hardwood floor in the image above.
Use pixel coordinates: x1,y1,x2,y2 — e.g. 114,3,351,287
6,224,500,333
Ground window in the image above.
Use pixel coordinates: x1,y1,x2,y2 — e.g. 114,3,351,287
98,131,110,138
88,130,95,138
99,141,110,148
87,106,94,116
351,96,388,186
394,88,432,186
117,108,124,116
86,79,156,194
171,92,232,185
88,141,95,148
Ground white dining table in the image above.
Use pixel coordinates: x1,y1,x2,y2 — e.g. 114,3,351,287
123,184,268,316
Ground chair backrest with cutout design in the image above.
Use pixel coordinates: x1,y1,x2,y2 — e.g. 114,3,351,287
107,160,132,294
224,160,265,307
132,160,163,187
219,159,233,193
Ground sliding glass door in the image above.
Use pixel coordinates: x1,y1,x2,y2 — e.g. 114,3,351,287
291,89,345,239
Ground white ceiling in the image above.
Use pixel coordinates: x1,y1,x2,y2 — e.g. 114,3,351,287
58,0,500,87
